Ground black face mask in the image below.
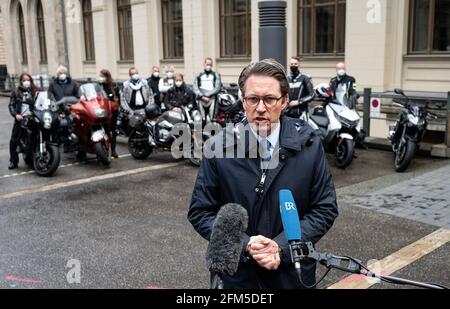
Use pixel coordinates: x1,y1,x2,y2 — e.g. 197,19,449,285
291,67,299,75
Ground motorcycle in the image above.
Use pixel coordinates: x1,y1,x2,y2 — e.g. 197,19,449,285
17,92,65,177
301,85,361,169
215,91,245,127
69,83,113,166
127,103,207,167
389,89,438,173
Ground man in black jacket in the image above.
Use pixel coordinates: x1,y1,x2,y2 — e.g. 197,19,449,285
48,66,79,102
188,59,338,289
147,66,161,107
330,62,357,107
48,66,79,153
285,57,314,118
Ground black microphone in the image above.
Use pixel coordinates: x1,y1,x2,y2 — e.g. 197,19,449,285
206,204,249,289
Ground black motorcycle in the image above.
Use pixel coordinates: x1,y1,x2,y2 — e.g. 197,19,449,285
215,91,245,127
127,103,208,167
389,89,438,172
17,92,69,177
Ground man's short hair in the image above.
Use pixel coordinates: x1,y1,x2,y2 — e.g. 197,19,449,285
129,67,138,76
238,59,289,97
290,56,301,62
205,57,214,64
56,65,68,76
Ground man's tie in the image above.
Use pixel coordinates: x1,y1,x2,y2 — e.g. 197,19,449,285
261,139,272,163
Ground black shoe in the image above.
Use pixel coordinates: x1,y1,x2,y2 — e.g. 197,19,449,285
76,151,87,160
8,162,18,170
112,152,119,159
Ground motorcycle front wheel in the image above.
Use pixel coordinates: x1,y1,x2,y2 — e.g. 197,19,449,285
95,142,111,167
34,144,61,177
395,140,416,173
335,139,355,169
128,131,153,160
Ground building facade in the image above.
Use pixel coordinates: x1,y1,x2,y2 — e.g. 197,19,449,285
1,0,449,91
0,3,6,66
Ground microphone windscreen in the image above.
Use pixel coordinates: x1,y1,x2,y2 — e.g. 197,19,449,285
206,204,249,277
279,189,302,242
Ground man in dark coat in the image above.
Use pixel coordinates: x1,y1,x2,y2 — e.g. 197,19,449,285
48,66,79,102
330,62,357,108
188,59,338,289
147,66,161,107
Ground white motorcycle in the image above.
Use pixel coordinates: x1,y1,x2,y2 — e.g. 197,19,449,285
301,83,361,169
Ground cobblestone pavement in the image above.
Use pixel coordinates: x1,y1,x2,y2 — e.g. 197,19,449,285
342,163,450,229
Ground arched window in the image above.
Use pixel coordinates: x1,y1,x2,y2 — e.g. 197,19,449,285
37,0,47,64
18,3,27,64
117,0,134,60
83,0,96,61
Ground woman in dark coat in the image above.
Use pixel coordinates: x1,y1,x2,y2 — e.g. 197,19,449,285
8,73,39,170
98,69,120,159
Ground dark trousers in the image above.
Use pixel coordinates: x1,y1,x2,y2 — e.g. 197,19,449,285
111,111,119,154
9,121,22,165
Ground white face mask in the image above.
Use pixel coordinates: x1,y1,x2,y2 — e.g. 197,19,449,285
98,76,106,84
131,74,140,81
205,65,212,72
22,81,31,89
153,72,160,78
175,81,183,88
337,69,346,77
166,72,174,79
59,74,67,81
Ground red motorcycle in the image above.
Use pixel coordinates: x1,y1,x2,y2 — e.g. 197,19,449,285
70,84,113,166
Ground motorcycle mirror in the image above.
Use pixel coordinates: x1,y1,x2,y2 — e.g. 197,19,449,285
394,89,405,96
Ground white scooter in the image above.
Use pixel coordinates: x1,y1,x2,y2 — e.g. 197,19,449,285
301,83,361,169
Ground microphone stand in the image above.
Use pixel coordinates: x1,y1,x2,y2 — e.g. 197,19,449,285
290,242,447,290
210,272,224,289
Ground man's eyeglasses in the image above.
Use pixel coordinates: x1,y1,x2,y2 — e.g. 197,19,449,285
244,96,284,107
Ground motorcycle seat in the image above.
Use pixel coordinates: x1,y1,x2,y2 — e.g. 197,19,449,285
310,114,330,128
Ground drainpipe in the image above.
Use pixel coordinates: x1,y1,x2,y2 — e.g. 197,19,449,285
60,0,70,72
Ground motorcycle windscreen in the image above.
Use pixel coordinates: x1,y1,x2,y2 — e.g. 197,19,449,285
34,91,52,112
79,83,101,101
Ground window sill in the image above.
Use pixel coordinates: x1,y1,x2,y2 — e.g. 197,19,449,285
83,61,96,65
160,58,185,64
116,60,135,65
216,57,252,63
299,55,345,61
403,54,450,61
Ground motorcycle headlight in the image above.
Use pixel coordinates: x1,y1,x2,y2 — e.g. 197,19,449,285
43,112,53,129
95,108,106,118
51,103,58,113
408,114,419,126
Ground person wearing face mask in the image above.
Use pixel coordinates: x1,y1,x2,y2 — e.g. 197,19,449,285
48,65,80,102
330,62,357,107
193,57,222,122
120,67,154,114
48,65,80,153
163,73,196,112
158,66,176,110
8,73,39,170
147,66,161,107
285,56,314,119
98,69,120,159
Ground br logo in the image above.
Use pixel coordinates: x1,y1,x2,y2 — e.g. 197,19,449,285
284,202,296,211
